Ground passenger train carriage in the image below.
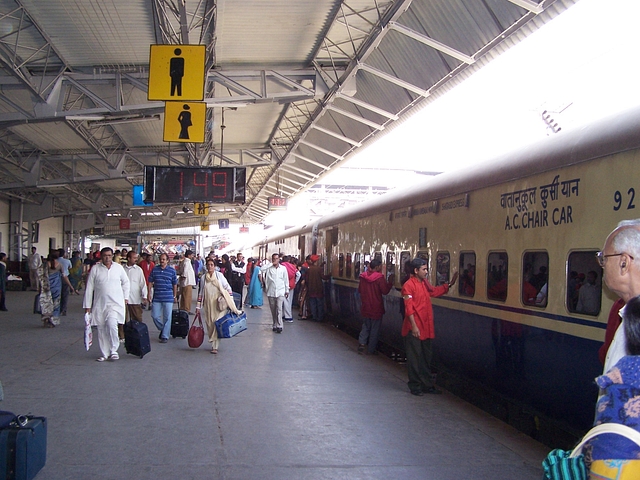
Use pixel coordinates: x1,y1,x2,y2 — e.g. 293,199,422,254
253,106,640,447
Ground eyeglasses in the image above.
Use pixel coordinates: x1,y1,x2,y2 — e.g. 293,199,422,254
596,251,634,267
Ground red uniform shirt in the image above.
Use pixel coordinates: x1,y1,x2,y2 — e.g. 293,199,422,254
401,276,449,340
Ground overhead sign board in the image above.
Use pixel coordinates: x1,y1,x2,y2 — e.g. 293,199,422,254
218,219,229,229
194,203,210,216
267,196,287,211
163,101,206,143
144,166,246,204
148,45,205,101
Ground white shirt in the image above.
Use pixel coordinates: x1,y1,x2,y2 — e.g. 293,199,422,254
262,264,290,298
604,305,627,374
28,252,42,270
83,262,130,325
124,264,148,305
180,258,196,287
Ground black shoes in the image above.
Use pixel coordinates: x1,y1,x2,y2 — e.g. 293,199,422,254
423,387,442,395
410,387,442,396
276,328,282,334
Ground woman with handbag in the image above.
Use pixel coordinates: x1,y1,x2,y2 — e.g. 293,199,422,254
582,295,640,476
196,257,241,354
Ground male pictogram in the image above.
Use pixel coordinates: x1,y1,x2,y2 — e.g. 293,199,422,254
170,48,185,96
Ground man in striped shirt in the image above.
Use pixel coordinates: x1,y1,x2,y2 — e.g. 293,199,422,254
147,253,178,343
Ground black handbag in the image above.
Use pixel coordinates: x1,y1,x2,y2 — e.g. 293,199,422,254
33,294,41,314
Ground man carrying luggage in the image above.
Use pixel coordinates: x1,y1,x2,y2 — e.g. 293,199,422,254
83,247,130,362
147,253,178,344
124,251,148,325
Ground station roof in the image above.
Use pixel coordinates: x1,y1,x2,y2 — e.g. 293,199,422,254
0,0,576,233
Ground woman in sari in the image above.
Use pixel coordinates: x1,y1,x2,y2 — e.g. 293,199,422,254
247,260,263,308
39,251,73,327
196,257,241,354
68,251,83,292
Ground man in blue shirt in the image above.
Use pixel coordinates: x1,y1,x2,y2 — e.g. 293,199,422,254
147,253,178,343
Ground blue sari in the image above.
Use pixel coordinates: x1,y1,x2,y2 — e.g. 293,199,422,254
247,265,263,307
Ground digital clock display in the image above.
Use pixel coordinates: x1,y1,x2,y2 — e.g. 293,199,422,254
144,166,246,204
267,196,287,211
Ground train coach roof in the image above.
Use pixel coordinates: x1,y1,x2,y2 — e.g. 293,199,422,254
257,104,640,245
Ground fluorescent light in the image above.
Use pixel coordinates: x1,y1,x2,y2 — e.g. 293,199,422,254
88,115,160,127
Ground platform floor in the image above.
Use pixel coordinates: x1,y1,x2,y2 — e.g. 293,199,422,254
0,290,548,479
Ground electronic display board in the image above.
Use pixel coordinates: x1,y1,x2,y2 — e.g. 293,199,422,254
144,166,246,204
267,196,288,211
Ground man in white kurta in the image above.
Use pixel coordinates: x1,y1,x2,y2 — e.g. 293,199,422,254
262,253,290,333
83,247,130,362
179,250,196,313
124,251,147,324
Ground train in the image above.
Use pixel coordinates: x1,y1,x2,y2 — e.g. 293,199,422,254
253,105,640,447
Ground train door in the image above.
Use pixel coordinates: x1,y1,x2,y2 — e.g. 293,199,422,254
385,251,396,283
298,235,305,261
435,251,450,286
400,251,411,284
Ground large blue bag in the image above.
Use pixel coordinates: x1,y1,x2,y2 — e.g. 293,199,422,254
0,415,47,480
215,311,247,338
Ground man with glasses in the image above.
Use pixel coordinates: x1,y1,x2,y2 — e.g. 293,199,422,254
598,219,640,374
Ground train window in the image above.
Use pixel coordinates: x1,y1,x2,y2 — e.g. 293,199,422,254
346,253,352,278
522,252,549,307
436,252,450,286
400,251,412,284
459,252,476,297
567,251,602,316
338,253,344,277
487,252,508,301
386,251,396,283
354,253,361,278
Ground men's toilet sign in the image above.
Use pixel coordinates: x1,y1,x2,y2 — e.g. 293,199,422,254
148,45,205,101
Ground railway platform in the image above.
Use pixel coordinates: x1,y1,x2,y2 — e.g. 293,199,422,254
0,290,548,479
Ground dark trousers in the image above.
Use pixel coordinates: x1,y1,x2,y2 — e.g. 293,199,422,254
404,335,436,393
231,279,244,305
60,282,69,314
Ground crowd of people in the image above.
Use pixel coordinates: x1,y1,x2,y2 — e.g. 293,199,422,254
21,223,640,469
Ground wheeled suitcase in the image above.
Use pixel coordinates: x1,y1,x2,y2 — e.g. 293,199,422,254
215,311,247,338
0,415,47,480
171,309,190,338
124,319,151,358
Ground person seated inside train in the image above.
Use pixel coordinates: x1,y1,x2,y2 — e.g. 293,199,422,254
576,270,601,315
460,269,475,296
586,295,640,464
522,272,538,306
567,270,580,310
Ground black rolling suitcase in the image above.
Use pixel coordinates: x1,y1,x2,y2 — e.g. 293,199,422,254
0,414,47,480
124,319,151,358
171,309,189,339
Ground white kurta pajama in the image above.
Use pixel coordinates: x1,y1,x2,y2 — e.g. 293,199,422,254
83,262,130,359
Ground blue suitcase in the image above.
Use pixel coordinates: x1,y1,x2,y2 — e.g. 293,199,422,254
0,415,47,480
215,311,247,338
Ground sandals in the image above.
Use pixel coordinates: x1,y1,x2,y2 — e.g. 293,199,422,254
210,348,218,354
